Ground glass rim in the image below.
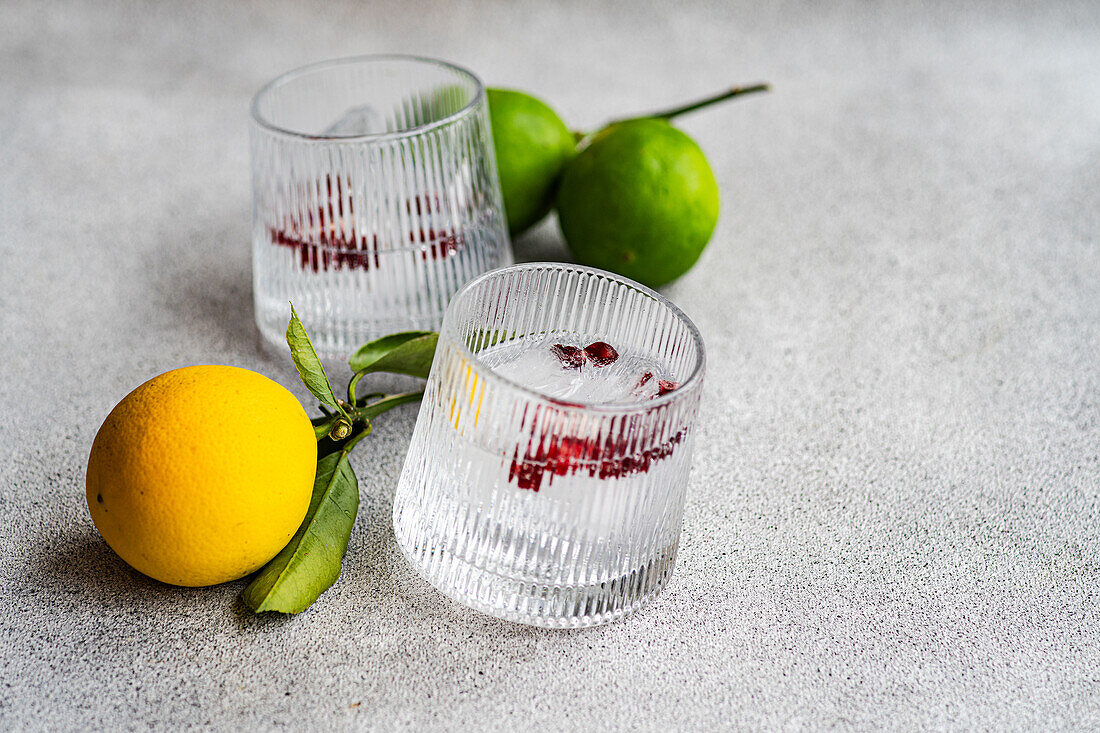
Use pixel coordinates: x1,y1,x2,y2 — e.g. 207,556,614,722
443,262,707,414
249,54,485,142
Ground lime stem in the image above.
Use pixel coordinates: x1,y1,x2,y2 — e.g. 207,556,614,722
610,83,770,126
573,82,771,148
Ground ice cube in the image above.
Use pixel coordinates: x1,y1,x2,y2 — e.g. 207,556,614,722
490,342,586,400
324,104,385,136
485,338,674,404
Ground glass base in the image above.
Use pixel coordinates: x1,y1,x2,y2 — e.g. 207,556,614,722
394,533,679,628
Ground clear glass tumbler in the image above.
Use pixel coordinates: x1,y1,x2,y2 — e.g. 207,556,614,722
393,263,706,627
250,55,512,357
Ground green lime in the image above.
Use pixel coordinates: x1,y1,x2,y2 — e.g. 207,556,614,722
487,88,576,236
556,118,719,289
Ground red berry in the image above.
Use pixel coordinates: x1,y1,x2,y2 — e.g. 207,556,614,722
550,344,586,369
584,341,619,367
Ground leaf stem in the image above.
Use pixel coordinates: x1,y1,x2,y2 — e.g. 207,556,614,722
359,391,425,421
344,423,373,452
326,390,421,455
312,414,341,440
355,392,386,407
347,371,366,405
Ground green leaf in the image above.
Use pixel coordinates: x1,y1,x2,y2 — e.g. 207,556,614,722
241,449,360,614
348,331,439,379
286,304,344,415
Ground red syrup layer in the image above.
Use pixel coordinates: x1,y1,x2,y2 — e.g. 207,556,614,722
505,342,684,491
267,177,464,273
508,420,686,492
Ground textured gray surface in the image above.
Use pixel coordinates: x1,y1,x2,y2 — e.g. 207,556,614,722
2,0,1099,729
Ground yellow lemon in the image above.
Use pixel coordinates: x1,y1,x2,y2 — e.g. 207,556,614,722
86,365,316,587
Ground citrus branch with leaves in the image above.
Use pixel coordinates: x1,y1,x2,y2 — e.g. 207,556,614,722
242,306,438,614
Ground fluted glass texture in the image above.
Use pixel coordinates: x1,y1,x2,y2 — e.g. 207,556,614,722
394,263,706,627
250,56,512,357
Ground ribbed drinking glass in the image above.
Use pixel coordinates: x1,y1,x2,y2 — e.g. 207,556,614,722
393,263,706,628
250,55,512,357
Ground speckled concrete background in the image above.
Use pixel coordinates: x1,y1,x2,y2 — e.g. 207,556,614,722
2,0,1098,729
